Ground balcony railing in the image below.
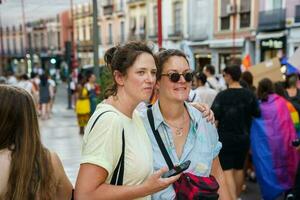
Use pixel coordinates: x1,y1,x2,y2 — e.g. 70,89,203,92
103,0,113,16
258,8,286,31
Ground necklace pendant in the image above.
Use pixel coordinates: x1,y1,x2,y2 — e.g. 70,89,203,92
175,128,183,137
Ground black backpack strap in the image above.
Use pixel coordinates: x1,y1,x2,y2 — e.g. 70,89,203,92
110,129,125,185
147,108,174,169
88,110,125,185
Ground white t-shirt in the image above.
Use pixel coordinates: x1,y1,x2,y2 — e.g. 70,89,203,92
17,80,33,94
194,86,218,107
81,103,153,200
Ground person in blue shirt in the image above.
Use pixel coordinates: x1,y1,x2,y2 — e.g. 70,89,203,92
141,49,231,200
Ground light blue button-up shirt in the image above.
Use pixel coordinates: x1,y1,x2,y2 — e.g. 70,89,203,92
141,101,222,200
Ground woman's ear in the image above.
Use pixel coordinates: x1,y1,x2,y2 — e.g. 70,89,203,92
113,70,125,86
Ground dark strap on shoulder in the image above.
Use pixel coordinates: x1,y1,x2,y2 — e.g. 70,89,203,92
88,110,125,185
110,129,125,185
147,108,174,169
89,111,115,134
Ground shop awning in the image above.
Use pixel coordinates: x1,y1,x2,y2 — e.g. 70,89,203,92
208,38,244,48
256,31,286,40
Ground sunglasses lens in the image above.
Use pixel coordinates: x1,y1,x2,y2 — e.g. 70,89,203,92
170,73,181,82
184,72,193,82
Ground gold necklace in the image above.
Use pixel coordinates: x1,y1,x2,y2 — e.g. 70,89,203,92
165,113,185,137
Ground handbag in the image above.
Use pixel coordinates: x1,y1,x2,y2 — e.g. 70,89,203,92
147,108,219,200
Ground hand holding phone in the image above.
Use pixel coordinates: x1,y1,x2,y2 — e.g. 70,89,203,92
162,160,191,178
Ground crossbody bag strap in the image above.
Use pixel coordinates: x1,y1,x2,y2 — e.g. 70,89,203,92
147,108,174,169
88,110,125,185
110,129,125,185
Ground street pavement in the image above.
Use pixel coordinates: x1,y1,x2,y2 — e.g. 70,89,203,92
40,83,266,199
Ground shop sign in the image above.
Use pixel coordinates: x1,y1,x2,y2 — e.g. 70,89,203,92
260,37,285,50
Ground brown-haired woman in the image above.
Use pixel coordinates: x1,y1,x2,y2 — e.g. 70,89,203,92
75,42,180,200
0,85,73,200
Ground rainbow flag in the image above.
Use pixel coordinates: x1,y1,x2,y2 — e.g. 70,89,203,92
250,94,299,200
286,100,300,137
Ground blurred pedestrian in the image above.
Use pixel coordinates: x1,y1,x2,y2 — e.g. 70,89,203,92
142,49,230,199
85,73,101,115
211,65,260,200
30,72,40,115
285,73,300,114
240,71,256,94
0,76,7,84
17,74,34,95
0,85,72,200
48,75,57,114
251,78,299,200
193,72,217,107
75,77,90,135
75,42,180,199
39,74,53,120
6,71,17,85
203,65,225,92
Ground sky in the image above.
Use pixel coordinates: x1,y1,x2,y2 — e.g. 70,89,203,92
0,0,92,27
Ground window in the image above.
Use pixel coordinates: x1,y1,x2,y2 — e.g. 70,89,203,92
108,23,112,44
120,21,125,43
220,0,230,30
41,33,44,48
295,5,300,23
153,5,158,35
99,25,102,44
239,0,251,28
266,0,282,10
82,25,86,41
173,2,182,34
89,23,92,41
139,16,146,34
120,0,124,11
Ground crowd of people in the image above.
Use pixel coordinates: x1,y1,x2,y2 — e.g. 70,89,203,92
0,72,56,120
0,40,300,200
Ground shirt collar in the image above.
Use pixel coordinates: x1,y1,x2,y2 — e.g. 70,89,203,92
151,100,197,130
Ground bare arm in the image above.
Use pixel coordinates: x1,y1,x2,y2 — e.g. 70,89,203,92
51,152,73,200
75,163,180,200
211,157,232,200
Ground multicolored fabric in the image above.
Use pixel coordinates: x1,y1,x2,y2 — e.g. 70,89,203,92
250,94,299,200
173,173,219,200
286,100,300,137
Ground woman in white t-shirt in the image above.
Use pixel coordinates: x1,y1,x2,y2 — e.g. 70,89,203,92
75,42,180,200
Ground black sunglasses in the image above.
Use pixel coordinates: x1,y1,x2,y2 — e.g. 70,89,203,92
161,71,193,83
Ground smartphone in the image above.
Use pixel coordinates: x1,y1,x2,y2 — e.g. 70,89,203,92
162,160,191,178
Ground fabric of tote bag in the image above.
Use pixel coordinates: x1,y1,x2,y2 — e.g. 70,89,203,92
88,110,125,185
147,108,219,200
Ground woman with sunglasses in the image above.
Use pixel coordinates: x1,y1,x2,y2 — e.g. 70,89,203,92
141,49,231,199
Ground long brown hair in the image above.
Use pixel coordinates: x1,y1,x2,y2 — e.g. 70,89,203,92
0,85,55,200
